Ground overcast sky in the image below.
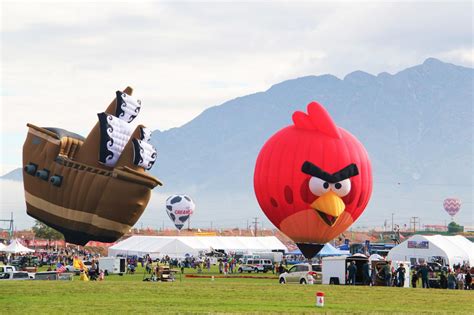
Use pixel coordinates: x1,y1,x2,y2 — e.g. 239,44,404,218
1,1,472,176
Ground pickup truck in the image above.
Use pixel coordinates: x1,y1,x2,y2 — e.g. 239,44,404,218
0,265,16,273
0,271,31,280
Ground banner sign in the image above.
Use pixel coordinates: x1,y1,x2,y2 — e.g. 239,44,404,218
408,241,429,249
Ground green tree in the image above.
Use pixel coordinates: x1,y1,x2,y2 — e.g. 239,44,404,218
32,220,63,240
447,221,463,233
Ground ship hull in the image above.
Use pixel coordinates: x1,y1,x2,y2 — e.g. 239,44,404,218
23,124,160,245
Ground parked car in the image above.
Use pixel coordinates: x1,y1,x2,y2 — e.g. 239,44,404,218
416,262,445,272
279,263,322,284
65,261,93,275
253,259,274,273
238,259,257,273
238,259,273,273
0,271,31,280
34,271,74,280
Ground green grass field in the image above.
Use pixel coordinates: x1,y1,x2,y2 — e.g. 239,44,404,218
1,266,472,314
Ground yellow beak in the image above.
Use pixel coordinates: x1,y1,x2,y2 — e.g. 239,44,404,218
310,191,345,225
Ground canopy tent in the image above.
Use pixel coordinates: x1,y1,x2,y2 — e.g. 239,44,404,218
386,234,473,267
1,239,34,254
287,243,349,257
0,242,6,251
108,236,287,258
369,254,384,262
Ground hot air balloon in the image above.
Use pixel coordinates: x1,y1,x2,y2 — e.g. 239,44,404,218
165,195,195,230
443,198,461,219
22,87,162,245
254,102,372,258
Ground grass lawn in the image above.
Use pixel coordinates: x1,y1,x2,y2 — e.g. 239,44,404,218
1,266,472,314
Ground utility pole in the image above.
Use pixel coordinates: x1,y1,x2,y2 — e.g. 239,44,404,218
410,217,419,233
253,217,259,237
391,213,394,232
0,212,14,240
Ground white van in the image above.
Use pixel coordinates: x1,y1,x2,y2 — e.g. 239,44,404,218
0,265,16,273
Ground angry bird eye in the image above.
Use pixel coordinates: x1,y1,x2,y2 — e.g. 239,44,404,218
330,179,351,197
309,177,330,196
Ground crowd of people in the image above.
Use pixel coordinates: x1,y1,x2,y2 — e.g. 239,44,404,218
345,259,472,289
1,243,473,289
0,246,98,269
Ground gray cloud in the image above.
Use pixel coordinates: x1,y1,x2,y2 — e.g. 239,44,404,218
1,1,472,172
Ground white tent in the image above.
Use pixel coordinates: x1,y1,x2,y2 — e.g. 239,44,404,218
0,243,6,251
386,234,472,267
108,236,287,258
2,239,34,254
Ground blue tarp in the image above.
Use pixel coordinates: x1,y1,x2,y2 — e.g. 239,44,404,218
288,243,349,257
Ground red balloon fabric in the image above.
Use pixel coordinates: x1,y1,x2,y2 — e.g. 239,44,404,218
254,101,373,245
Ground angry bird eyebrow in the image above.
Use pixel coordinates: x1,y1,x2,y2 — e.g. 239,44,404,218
301,161,359,183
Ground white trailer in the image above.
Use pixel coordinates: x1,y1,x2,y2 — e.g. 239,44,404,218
322,256,348,285
253,252,283,263
322,254,370,285
98,257,126,275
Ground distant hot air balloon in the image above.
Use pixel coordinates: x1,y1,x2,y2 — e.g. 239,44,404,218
443,198,461,219
254,101,372,258
166,195,195,230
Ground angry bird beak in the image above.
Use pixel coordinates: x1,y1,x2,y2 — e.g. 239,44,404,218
310,191,345,226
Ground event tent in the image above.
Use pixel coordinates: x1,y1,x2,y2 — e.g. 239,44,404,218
287,243,349,257
0,242,6,251
386,234,473,266
108,236,287,258
1,239,34,254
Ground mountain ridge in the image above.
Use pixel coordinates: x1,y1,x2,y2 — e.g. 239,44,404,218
3,58,473,228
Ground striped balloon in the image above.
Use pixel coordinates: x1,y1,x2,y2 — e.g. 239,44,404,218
443,198,461,217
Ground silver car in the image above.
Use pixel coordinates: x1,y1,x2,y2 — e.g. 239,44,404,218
279,263,322,284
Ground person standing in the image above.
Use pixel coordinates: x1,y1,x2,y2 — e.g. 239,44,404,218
218,260,223,274
447,269,456,289
396,263,406,287
411,270,418,288
419,264,430,288
278,263,285,275
439,270,448,289
464,270,472,290
456,272,465,290
362,261,371,285
347,261,357,285
380,263,391,287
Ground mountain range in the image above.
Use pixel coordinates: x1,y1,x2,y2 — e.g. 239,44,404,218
2,58,473,229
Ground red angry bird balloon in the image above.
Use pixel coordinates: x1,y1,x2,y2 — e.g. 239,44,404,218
254,102,372,258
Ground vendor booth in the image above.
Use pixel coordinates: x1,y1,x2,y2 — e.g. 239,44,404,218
386,234,473,267
108,236,287,259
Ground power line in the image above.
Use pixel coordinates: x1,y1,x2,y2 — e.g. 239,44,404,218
253,217,259,237
410,217,419,233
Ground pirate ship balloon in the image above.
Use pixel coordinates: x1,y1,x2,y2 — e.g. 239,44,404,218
22,87,162,245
